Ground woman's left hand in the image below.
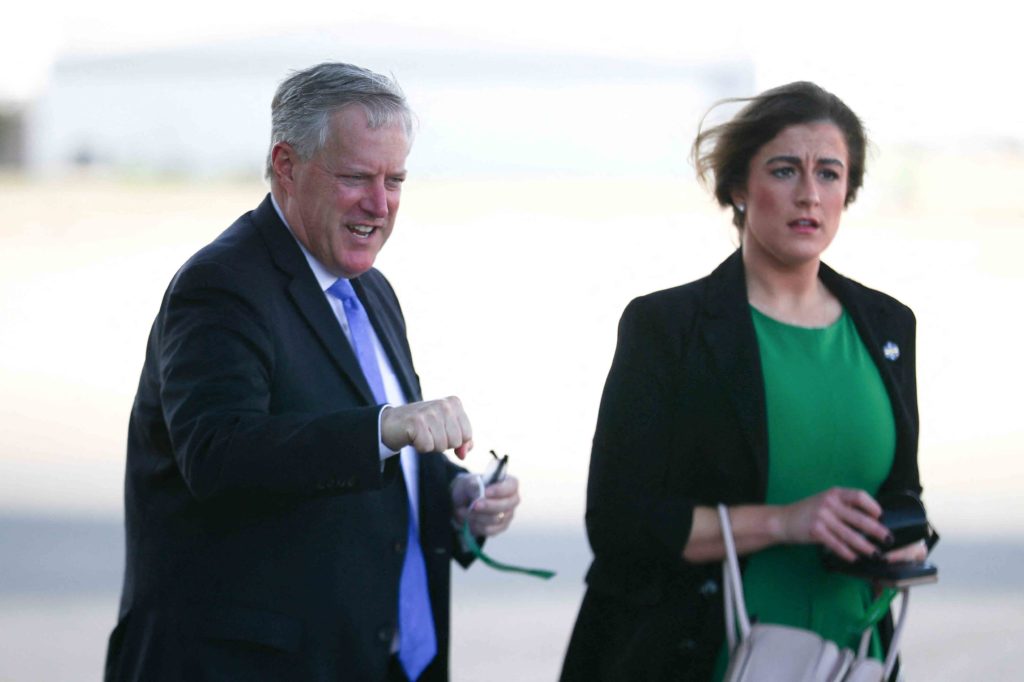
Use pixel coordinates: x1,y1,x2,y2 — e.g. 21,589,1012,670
883,539,927,563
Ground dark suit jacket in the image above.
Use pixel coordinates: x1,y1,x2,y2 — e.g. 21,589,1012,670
561,250,920,681
105,195,468,682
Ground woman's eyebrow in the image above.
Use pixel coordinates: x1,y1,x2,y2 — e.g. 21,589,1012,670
765,154,846,167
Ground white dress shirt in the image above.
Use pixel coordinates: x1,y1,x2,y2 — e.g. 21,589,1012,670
270,194,420,522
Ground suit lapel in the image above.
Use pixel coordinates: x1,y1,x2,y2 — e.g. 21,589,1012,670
700,251,770,497
253,195,378,405
354,274,428,519
355,275,422,404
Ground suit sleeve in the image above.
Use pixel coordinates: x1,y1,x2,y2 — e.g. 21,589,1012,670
585,297,696,568
153,260,389,502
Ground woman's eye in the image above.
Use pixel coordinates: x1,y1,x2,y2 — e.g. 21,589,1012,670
819,169,840,181
770,167,795,179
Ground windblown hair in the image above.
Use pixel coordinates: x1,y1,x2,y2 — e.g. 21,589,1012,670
692,81,867,229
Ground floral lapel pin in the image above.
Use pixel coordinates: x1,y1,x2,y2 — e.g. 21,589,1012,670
883,341,900,361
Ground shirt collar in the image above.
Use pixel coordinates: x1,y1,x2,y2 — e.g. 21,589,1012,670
270,192,341,292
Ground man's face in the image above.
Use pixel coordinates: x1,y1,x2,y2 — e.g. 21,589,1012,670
275,105,410,278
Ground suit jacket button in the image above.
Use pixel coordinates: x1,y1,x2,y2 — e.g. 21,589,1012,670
377,626,393,643
698,579,719,598
394,539,406,554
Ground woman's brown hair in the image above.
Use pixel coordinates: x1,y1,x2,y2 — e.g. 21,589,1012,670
692,81,868,229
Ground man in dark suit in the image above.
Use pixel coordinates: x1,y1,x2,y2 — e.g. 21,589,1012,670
105,62,520,682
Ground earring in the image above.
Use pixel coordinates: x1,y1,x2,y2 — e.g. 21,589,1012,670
737,203,746,213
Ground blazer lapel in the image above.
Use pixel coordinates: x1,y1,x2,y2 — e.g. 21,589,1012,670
819,263,916,462
253,195,378,405
700,251,770,497
694,252,915,502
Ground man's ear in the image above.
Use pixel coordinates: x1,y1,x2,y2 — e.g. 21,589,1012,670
271,142,298,189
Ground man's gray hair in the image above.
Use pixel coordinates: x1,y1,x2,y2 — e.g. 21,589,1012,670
264,62,413,180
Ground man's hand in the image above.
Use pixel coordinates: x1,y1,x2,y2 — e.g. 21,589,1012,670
380,397,473,459
452,475,520,537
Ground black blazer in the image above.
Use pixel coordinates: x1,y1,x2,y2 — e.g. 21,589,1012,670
105,195,468,682
562,250,920,681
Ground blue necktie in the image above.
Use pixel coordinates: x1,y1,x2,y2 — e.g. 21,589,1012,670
327,278,437,681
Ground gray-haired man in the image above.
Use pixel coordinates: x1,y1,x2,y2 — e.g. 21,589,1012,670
105,62,519,682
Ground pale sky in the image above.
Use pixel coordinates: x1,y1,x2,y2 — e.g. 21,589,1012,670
3,0,1020,143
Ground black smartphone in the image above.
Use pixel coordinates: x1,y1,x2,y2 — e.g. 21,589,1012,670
823,554,939,588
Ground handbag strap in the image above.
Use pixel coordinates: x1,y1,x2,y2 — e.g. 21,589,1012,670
718,504,752,651
857,587,909,679
882,587,910,679
719,503,911,678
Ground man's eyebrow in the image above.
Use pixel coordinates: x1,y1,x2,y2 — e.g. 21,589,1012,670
765,155,845,167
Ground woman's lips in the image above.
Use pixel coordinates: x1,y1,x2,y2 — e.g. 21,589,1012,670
788,218,820,232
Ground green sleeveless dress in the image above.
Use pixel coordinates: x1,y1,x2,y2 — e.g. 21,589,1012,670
712,307,895,680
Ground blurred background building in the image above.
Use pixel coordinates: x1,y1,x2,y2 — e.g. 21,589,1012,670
23,34,752,179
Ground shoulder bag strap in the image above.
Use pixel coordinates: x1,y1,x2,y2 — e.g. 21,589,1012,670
718,504,752,651
882,588,910,679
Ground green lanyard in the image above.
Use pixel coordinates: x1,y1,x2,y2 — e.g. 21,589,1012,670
852,588,899,632
463,451,555,580
459,520,556,580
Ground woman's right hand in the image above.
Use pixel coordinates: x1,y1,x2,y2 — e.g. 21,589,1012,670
779,487,891,562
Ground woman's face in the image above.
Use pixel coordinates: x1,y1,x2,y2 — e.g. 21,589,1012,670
732,121,849,271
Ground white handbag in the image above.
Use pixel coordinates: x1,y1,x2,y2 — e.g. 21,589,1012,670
718,505,909,682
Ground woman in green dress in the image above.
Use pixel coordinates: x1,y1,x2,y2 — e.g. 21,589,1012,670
562,82,928,682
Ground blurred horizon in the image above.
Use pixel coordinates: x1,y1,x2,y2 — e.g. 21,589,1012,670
3,141,1023,538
